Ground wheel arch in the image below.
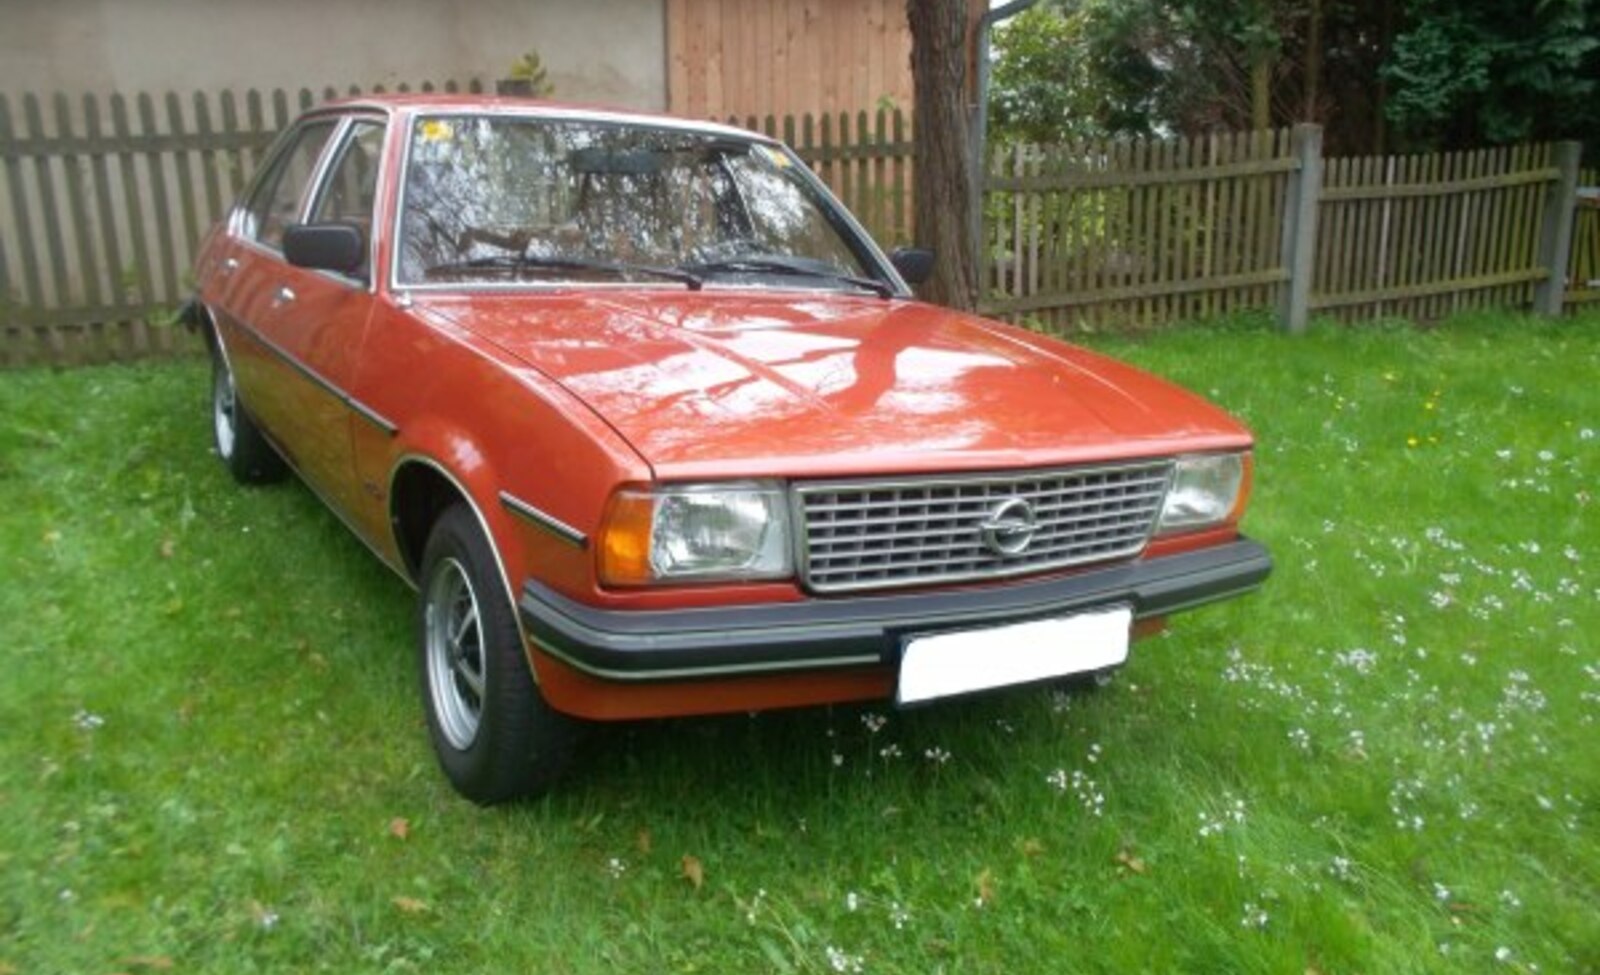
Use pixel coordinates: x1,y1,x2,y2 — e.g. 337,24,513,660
387,455,525,641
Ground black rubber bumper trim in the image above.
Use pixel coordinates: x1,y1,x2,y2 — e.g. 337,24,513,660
518,538,1271,682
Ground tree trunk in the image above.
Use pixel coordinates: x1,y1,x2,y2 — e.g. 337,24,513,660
1250,55,1272,131
1303,0,1323,122
908,0,978,311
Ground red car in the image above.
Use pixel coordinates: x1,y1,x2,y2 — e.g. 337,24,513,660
186,96,1270,803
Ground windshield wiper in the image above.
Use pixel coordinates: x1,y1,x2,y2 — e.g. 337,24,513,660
687,257,894,298
432,254,703,290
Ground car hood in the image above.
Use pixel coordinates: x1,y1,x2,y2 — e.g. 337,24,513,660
412,291,1252,480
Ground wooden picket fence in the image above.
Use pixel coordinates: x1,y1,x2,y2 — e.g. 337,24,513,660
0,80,487,366
1313,145,1568,321
0,88,1591,367
724,109,914,252
1571,169,1600,310
0,84,911,367
980,129,1297,329
980,129,1590,330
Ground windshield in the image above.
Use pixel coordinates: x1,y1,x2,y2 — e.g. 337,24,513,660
396,114,884,290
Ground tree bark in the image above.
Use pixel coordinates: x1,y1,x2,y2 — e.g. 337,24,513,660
908,0,978,311
1303,0,1323,122
1250,55,1272,131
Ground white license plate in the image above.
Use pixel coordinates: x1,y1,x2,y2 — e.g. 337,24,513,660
896,606,1132,705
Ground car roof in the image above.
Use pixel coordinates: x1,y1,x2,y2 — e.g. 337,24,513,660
311,93,774,144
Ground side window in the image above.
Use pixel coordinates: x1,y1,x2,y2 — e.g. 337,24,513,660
242,120,339,250
312,121,385,227
307,121,385,278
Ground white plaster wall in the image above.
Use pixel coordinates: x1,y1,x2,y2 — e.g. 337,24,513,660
0,0,667,109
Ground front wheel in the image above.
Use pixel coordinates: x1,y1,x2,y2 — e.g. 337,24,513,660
419,504,578,804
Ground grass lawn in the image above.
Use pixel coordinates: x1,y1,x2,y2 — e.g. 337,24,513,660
1,311,1596,973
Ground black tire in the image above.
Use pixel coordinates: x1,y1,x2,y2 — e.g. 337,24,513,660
209,336,287,484
418,504,578,804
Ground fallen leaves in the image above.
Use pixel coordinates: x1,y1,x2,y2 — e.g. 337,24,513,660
119,956,174,972
1114,849,1148,875
636,828,652,855
392,895,429,915
681,854,705,890
387,817,410,841
974,868,995,906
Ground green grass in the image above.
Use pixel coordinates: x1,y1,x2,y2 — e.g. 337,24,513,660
2,311,1596,973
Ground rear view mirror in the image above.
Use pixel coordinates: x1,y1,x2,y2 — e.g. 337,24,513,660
889,247,935,286
283,222,365,276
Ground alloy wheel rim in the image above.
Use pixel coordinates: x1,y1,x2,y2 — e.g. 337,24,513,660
425,556,485,750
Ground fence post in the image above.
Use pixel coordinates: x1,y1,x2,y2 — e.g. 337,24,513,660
1278,124,1323,334
1532,141,1582,316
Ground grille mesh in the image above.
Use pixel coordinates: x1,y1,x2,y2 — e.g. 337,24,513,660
794,461,1173,593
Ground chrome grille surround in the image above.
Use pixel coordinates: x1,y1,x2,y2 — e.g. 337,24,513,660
793,460,1175,594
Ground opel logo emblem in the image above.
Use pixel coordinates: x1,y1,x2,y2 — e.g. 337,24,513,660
978,498,1037,556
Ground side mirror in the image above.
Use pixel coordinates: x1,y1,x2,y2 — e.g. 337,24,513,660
283,222,365,276
889,247,935,286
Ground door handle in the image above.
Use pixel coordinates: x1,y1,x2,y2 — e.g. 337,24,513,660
271,285,296,307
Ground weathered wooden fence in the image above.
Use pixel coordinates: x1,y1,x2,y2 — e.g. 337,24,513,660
0,80,486,366
724,109,914,249
0,85,911,367
981,127,1591,331
981,129,1297,329
2,94,1591,368
1571,171,1600,310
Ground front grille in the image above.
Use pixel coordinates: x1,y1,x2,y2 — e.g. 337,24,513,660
794,460,1174,593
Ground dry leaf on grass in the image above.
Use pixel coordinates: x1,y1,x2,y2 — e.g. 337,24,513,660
388,817,410,840
975,868,995,905
1114,849,1148,875
680,854,705,890
392,896,429,915
121,957,174,972
636,828,653,855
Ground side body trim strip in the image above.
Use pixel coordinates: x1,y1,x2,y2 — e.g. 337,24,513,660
499,491,588,549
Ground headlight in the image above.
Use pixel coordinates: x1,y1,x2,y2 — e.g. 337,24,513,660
598,482,793,585
1156,453,1248,533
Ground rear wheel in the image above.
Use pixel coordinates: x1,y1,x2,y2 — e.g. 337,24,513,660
419,504,578,803
210,337,286,484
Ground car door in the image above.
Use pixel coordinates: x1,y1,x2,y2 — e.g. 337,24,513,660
264,117,388,516
220,117,342,461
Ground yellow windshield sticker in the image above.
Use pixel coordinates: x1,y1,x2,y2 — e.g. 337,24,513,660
757,145,792,168
420,119,454,143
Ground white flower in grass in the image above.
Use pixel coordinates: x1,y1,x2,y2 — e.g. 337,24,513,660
861,712,887,734
845,891,860,913
1495,946,1514,963
605,857,627,879
825,945,865,973
1499,889,1522,910
1432,882,1451,903
73,710,104,731
1328,856,1353,882
1240,902,1269,929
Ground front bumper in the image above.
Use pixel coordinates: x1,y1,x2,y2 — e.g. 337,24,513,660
518,538,1271,682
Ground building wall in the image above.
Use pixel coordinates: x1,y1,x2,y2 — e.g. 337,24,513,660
0,0,668,109
666,0,914,121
